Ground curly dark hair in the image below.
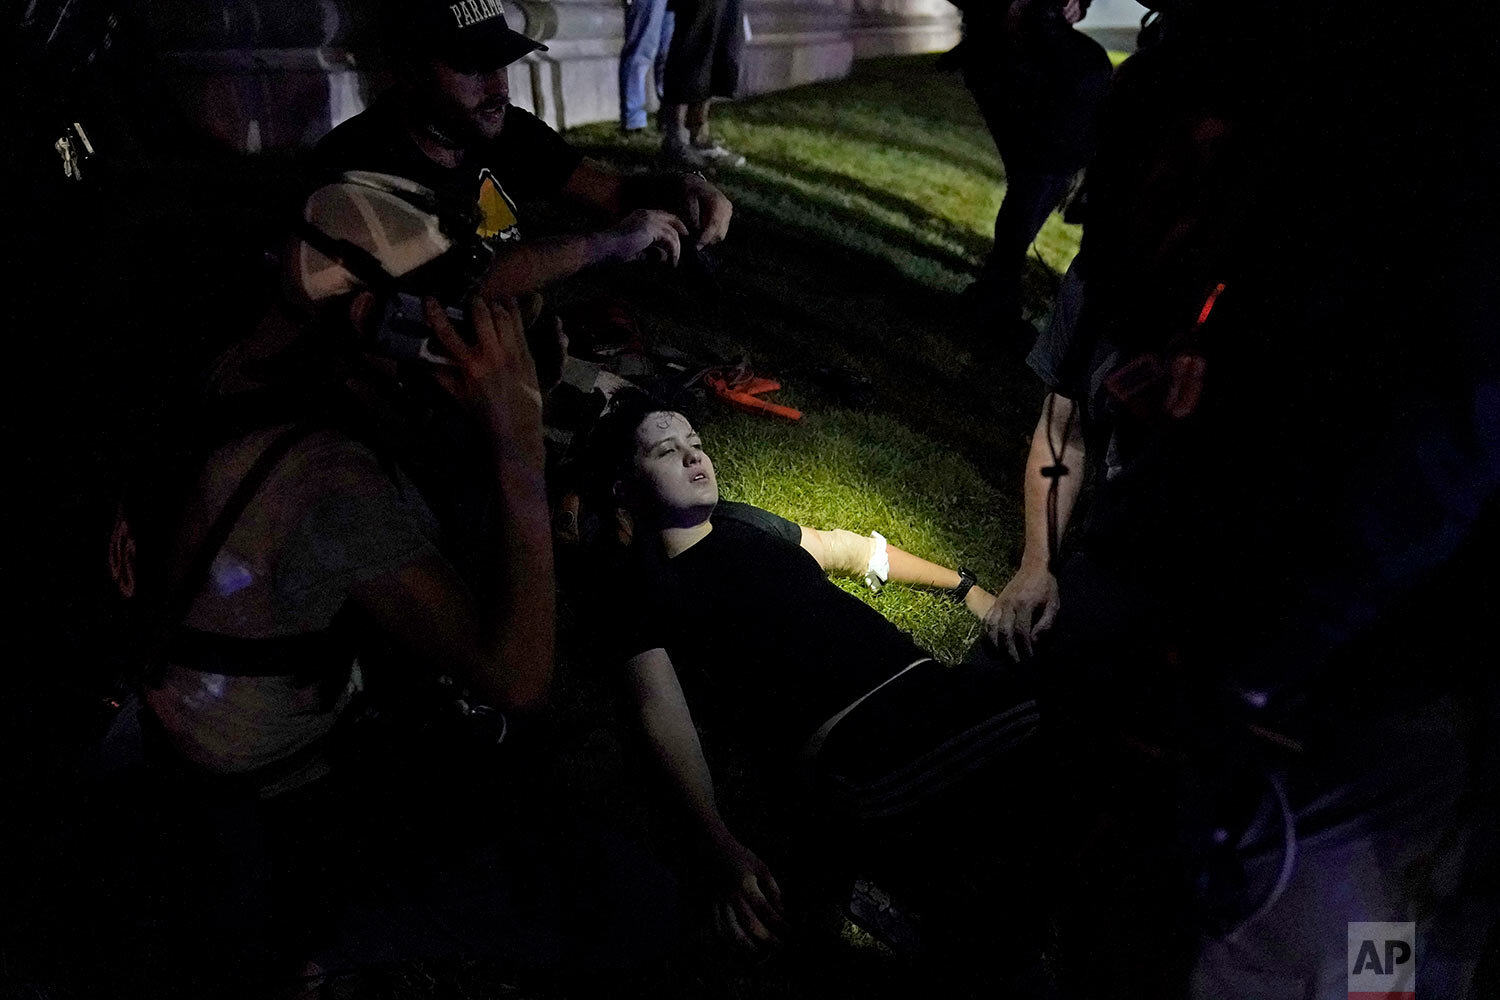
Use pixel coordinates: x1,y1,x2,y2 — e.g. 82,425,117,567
579,389,680,510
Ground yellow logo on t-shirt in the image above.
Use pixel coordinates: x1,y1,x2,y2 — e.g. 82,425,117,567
475,168,521,242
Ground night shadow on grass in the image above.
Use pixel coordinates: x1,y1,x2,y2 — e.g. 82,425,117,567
721,169,981,287
685,230,1043,487
771,54,994,135
744,153,995,261
569,152,1019,302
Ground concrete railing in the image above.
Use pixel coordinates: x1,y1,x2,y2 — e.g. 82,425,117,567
147,0,960,151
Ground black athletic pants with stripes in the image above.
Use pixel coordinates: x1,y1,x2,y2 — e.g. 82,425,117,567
806,645,1045,937
814,650,1039,826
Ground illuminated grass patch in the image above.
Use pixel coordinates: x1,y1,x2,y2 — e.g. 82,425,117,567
706,407,1018,663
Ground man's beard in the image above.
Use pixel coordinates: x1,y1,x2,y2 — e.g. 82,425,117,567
468,99,509,140
422,97,506,147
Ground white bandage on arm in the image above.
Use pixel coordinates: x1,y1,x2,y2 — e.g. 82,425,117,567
863,531,889,593
816,528,870,577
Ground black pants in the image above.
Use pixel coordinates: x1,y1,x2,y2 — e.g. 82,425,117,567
968,86,1079,321
804,648,1045,952
961,45,1108,322
814,652,1039,829
662,0,744,105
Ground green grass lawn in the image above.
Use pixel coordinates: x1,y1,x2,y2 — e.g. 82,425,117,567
571,55,1083,293
563,54,1083,659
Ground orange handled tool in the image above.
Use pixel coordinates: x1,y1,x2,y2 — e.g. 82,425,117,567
704,372,803,421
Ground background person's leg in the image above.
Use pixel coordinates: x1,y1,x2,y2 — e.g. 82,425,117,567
662,0,715,109
977,164,1074,331
707,0,744,103
686,0,745,165
959,55,1079,337
685,99,709,137
620,0,671,130
654,7,676,106
660,0,720,167
682,99,744,167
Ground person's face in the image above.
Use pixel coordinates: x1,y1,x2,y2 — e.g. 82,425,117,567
424,60,511,142
626,412,718,524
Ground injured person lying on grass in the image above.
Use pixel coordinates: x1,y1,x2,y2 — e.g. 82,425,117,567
581,390,1046,957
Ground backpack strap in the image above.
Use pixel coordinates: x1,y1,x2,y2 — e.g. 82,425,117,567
149,423,323,668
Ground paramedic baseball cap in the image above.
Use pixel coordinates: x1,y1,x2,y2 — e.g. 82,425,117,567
296,171,456,302
386,0,547,73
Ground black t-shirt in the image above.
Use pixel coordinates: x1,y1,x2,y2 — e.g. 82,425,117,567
613,502,929,756
313,95,584,246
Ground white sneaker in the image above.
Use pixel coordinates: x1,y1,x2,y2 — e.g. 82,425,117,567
691,135,746,168
692,144,745,168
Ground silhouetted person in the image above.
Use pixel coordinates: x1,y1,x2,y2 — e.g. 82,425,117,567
949,0,1111,343
986,2,1499,995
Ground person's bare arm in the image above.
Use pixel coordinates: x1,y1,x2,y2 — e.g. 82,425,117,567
798,526,996,619
473,161,728,297
984,392,1084,660
562,158,733,250
560,157,630,214
627,647,787,951
348,296,553,711
480,210,689,296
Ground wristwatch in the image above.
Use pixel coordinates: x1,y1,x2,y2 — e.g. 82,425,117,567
950,566,978,603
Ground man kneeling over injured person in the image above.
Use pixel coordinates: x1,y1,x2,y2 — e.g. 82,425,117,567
586,392,1042,954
